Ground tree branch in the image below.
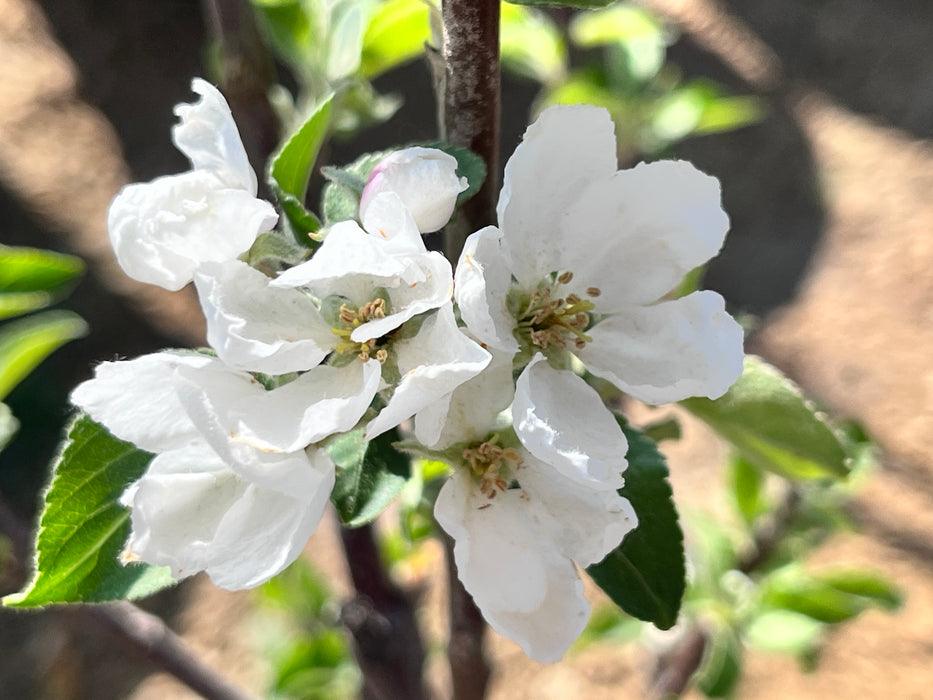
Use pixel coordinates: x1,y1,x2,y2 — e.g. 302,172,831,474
340,524,427,700
89,601,258,700
443,533,491,700
440,0,501,261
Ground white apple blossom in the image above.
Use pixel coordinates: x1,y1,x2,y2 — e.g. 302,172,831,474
359,147,467,233
71,351,348,589
108,78,277,291
191,192,490,446
455,104,744,405
434,356,637,661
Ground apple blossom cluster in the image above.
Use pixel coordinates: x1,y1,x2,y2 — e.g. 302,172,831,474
72,78,743,661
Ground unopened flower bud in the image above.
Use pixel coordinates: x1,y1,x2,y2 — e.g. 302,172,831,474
359,147,467,233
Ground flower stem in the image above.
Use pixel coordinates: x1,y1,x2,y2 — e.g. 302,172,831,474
440,0,502,262
340,524,427,700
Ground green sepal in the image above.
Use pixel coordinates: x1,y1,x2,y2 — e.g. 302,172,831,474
586,419,685,630
0,310,88,401
3,414,175,607
682,356,850,481
321,150,392,225
245,230,313,276
329,428,411,527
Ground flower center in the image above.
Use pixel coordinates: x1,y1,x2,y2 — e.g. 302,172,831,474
328,297,390,363
513,271,598,351
462,440,523,499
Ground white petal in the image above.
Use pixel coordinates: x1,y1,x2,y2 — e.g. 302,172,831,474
513,355,627,489
360,148,467,233
228,360,382,452
415,347,515,449
559,160,730,308
108,172,277,290
271,220,413,289
454,226,519,353
498,105,617,289
359,191,429,256
350,251,453,342
70,351,213,451
365,305,491,440
516,454,638,568
170,364,324,494
172,78,257,192
195,260,334,373
578,290,745,404
123,442,333,589
434,470,591,663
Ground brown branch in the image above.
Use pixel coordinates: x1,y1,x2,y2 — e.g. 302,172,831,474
443,534,491,700
440,0,501,261
340,524,427,700
89,601,257,700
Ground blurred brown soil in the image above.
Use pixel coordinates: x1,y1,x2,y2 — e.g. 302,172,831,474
2,0,933,697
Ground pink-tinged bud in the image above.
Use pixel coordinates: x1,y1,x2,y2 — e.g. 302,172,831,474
359,147,468,233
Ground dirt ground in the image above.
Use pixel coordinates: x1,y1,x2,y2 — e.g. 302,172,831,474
1,0,933,697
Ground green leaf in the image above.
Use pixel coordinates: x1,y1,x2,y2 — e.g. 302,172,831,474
760,568,868,624
569,3,667,81
0,245,85,295
681,356,850,481
0,402,19,453
501,3,567,85
729,455,767,526
3,414,174,607
698,627,743,698
251,0,322,75
329,428,411,527
745,609,823,655
269,93,334,241
507,0,615,9
360,0,430,79
0,310,88,401
271,93,334,201
815,569,902,610
587,420,685,630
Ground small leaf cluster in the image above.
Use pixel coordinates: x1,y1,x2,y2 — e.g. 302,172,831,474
0,245,87,455
500,2,764,160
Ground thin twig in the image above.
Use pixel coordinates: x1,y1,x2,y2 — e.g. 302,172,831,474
340,524,427,700
89,601,257,700
440,0,502,261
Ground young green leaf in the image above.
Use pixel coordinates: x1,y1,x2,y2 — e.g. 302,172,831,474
501,3,567,85
760,568,869,624
329,428,411,527
729,454,768,526
681,356,850,481
269,93,334,242
3,414,174,607
360,0,430,79
697,627,743,698
587,420,685,630
0,310,88,401
744,609,823,655
321,150,392,225
0,245,85,295
245,230,312,277
816,569,902,610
